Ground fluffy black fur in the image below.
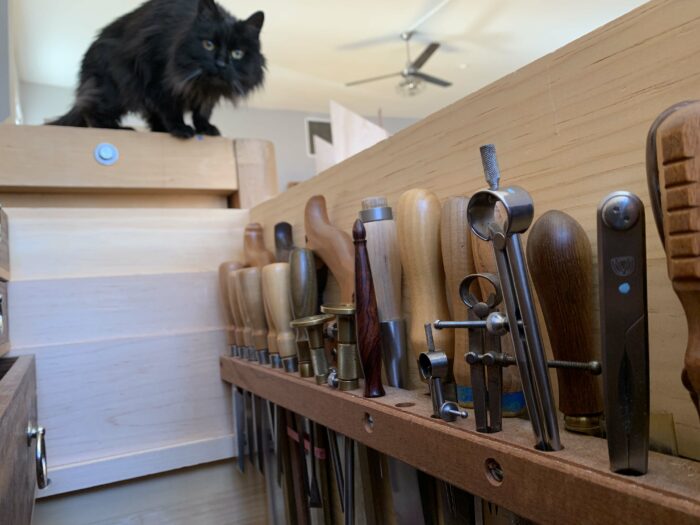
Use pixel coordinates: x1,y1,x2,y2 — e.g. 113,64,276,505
50,0,265,138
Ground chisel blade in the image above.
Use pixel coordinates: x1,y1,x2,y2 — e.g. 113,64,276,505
234,387,246,474
246,391,256,466
252,394,265,474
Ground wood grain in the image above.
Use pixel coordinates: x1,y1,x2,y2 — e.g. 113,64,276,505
221,356,700,525
248,0,700,456
234,138,279,209
262,263,297,360
305,195,355,303
0,356,36,525
227,268,248,349
656,103,700,418
1,125,238,192
236,267,268,351
244,223,275,269
527,211,603,421
440,197,475,401
219,262,244,347
397,189,453,373
354,220,385,398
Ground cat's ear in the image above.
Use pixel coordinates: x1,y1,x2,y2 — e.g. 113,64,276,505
245,11,264,34
198,0,220,17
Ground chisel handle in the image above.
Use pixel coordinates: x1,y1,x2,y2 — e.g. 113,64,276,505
653,104,700,417
237,267,268,351
244,223,276,268
232,268,254,349
305,195,355,303
219,261,244,347
397,189,453,366
354,220,385,398
274,222,295,263
360,197,402,320
440,197,475,405
471,234,524,415
227,269,247,349
527,211,603,431
262,263,297,360
290,248,318,319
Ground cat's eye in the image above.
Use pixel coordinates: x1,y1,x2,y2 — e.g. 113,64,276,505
202,40,215,51
231,49,245,60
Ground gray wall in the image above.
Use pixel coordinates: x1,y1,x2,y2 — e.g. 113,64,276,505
0,0,9,122
20,82,416,190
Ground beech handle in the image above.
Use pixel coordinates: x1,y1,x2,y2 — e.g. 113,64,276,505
305,195,355,303
237,267,268,350
397,189,453,364
232,269,253,348
218,261,243,346
262,263,297,359
274,222,295,263
354,220,385,398
244,223,276,268
527,211,603,418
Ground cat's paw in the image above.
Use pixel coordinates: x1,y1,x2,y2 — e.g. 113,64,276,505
170,124,196,139
195,123,221,136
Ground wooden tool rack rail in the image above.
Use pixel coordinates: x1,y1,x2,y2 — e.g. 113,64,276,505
220,357,700,525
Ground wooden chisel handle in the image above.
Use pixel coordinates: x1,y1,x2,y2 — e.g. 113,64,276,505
360,197,402,320
397,189,453,369
237,267,268,351
527,210,603,432
227,269,247,350
440,197,475,406
471,234,525,416
354,220,385,398
274,222,295,263
262,263,297,361
244,223,276,268
232,268,254,350
305,195,355,303
650,103,700,417
290,248,318,319
219,261,243,347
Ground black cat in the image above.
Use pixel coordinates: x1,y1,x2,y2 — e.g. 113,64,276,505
50,0,265,138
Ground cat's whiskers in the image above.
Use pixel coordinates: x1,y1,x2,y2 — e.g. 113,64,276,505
231,78,245,96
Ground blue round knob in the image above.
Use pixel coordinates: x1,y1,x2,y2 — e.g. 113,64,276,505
94,143,119,166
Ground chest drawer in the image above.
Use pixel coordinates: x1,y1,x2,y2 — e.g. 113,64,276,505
0,356,38,525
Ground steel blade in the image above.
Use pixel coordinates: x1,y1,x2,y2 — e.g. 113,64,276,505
411,43,440,70
412,71,452,87
346,72,402,87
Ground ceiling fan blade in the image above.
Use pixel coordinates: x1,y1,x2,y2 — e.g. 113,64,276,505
337,33,398,51
407,0,454,33
345,72,402,87
413,72,452,87
411,42,440,70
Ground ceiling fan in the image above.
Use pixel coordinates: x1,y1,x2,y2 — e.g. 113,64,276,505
345,31,452,94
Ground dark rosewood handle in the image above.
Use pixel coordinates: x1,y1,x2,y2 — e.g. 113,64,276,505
353,219,385,398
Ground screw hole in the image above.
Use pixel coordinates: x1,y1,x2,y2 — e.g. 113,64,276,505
484,458,504,486
395,402,415,408
363,413,374,433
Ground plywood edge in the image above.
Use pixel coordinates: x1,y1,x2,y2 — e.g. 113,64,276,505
38,434,236,498
221,357,700,525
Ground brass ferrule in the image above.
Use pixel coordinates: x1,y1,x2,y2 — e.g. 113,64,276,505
564,414,604,437
337,343,360,383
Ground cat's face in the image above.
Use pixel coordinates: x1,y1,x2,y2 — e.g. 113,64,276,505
173,1,265,99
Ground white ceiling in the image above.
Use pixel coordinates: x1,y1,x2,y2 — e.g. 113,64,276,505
14,0,648,119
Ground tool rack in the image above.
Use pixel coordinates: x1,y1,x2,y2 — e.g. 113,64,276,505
220,1,700,522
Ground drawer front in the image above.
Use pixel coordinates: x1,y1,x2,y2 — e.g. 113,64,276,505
0,357,37,525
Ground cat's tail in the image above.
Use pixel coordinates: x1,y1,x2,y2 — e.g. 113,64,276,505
47,107,88,127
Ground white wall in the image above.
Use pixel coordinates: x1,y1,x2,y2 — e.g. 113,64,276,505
0,0,9,122
20,82,416,191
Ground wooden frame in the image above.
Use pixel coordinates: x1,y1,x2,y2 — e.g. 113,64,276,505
221,357,700,525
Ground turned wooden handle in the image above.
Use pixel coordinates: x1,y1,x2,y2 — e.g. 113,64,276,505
354,220,385,398
237,267,268,350
655,104,700,417
360,196,402,321
274,222,295,263
218,261,243,346
262,263,297,359
527,210,603,418
305,195,355,303
263,283,278,356
244,223,275,268
232,269,254,348
289,248,318,319
471,234,523,396
397,189,453,363
440,197,475,398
